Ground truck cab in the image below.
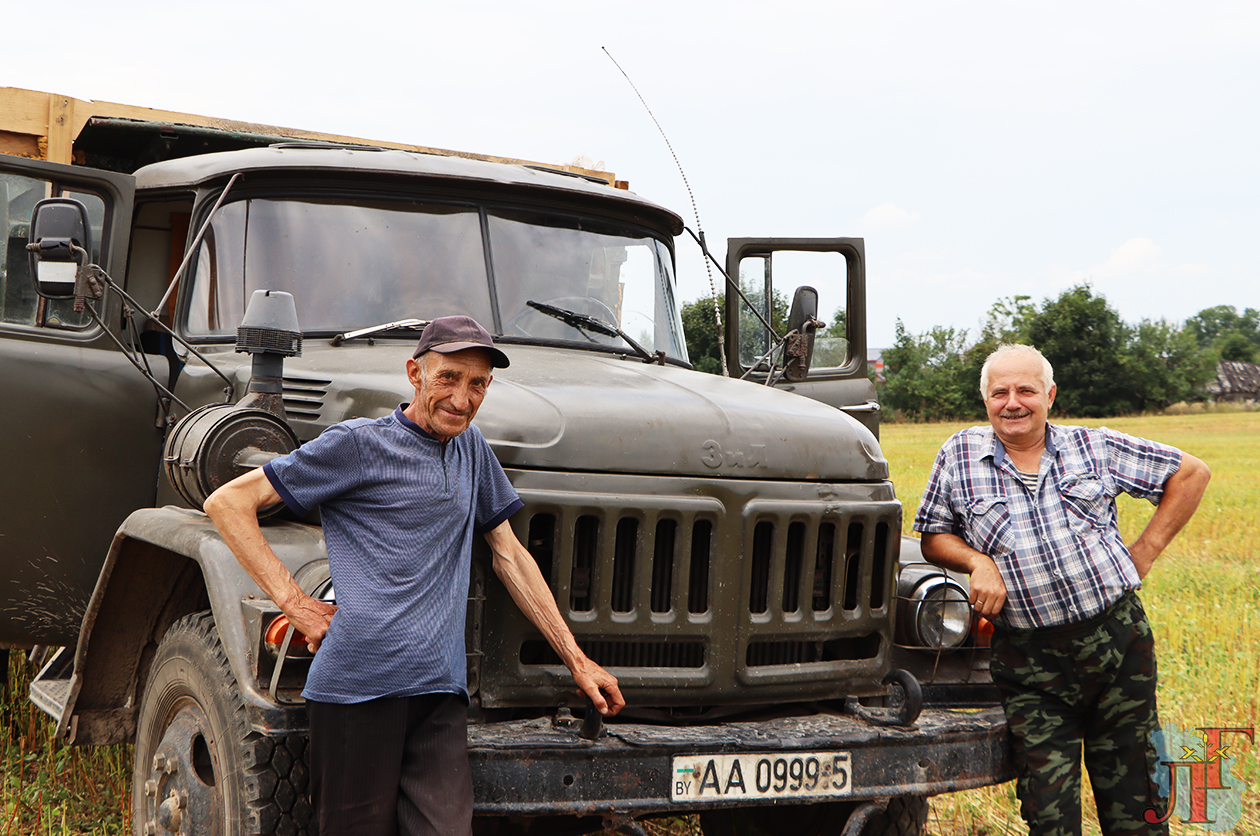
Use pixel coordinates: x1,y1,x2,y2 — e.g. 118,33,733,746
1,91,1006,836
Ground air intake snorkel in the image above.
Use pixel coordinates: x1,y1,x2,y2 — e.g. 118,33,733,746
163,290,302,513
234,289,303,419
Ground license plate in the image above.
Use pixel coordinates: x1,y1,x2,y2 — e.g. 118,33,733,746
671,752,852,802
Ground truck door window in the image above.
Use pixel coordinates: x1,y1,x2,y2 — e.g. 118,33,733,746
488,211,686,360
1,174,103,330
736,254,779,369
736,250,849,371
184,198,494,337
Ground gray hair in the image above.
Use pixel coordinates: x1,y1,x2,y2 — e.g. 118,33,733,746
979,344,1055,396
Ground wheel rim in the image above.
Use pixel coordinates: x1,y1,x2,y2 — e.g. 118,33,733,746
138,698,223,836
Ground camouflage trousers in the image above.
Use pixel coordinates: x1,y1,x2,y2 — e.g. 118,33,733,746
991,591,1167,836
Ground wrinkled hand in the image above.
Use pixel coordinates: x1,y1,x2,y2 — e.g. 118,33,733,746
285,595,338,653
968,555,1007,619
571,656,625,717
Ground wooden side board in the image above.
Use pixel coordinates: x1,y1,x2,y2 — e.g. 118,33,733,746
0,86,620,185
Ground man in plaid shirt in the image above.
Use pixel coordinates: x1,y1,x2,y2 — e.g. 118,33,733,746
914,344,1210,836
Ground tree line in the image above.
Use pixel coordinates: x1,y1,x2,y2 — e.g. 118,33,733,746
681,285,1260,421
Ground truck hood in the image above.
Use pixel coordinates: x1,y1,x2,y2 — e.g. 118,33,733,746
277,342,888,482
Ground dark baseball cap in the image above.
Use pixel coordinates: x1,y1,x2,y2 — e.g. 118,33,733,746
412,315,510,368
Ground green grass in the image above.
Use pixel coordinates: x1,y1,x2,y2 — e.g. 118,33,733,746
5,412,1256,834
1,653,130,834
890,412,1260,836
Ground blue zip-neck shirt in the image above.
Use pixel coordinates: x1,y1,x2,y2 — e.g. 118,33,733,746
264,406,522,703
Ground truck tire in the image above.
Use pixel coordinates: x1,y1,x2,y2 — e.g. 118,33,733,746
133,611,314,836
699,795,927,836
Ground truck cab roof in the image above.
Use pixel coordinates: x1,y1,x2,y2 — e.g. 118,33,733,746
131,144,686,236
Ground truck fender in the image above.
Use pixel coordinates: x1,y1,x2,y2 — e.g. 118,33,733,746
61,506,325,745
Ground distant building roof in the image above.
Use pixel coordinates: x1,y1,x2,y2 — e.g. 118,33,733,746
1206,361,1260,400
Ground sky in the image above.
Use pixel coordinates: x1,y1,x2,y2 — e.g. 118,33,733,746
5,0,1257,347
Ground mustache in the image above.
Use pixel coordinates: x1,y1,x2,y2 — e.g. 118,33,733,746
999,410,1032,419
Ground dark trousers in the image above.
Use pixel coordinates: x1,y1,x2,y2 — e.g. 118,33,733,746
308,692,473,836
990,592,1168,836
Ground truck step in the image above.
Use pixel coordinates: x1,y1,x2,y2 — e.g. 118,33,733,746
28,647,74,721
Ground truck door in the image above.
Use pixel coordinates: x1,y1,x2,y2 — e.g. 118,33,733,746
723,238,881,436
0,156,157,647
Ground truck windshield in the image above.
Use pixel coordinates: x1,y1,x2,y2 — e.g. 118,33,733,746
185,198,495,336
184,196,687,362
489,209,685,360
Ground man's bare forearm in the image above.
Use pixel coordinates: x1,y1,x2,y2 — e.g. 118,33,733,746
920,532,1007,618
920,532,985,574
484,520,625,715
484,522,584,665
205,469,302,606
1130,452,1211,578
204,468,336,648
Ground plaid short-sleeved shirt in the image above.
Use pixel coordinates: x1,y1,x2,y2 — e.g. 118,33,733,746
912,424,1182,629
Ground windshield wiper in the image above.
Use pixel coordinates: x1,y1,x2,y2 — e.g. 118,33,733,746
525,301,663,364
330,318,429,346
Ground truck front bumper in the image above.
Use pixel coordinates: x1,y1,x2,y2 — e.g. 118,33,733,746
468,706,1012,817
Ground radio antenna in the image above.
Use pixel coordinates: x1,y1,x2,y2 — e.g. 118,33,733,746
602,47,729,376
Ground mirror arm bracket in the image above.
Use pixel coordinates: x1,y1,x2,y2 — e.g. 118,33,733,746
68,243,106,312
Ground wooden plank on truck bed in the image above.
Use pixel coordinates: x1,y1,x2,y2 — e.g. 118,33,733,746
0,87,618,184
0,87,61,159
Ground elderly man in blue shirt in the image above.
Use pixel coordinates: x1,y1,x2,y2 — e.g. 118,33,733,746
914,343,1210,836
206,315,623,836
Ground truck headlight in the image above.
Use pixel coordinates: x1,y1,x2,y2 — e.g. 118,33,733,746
897,570,971,650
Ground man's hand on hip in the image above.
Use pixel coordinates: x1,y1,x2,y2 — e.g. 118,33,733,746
1128,452,1211,580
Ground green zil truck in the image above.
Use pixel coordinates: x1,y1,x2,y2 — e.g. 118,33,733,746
0,88,1009,836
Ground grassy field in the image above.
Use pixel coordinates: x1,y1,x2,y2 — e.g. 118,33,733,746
888,410,1260,836
1,654,130,833
2,411,1256,834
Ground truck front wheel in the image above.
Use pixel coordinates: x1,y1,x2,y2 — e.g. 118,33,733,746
133,612,313,836
699,795,927,836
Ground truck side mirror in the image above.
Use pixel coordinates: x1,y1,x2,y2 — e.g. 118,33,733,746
783,285,820,382
26,197,92,300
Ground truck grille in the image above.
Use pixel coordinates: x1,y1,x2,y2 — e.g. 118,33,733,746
746,634,881,666
537,514,716,618
524,512,892,630
520,638,706,669
474,474,900,707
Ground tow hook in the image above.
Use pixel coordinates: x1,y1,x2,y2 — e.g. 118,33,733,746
580,695,604,740
841,799,890,836
550,697,604,739
845,669,923,727
601,812,649,835
551,705,581,732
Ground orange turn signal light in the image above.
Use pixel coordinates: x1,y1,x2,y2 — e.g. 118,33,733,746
264,614,312,658
973,616,994,648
